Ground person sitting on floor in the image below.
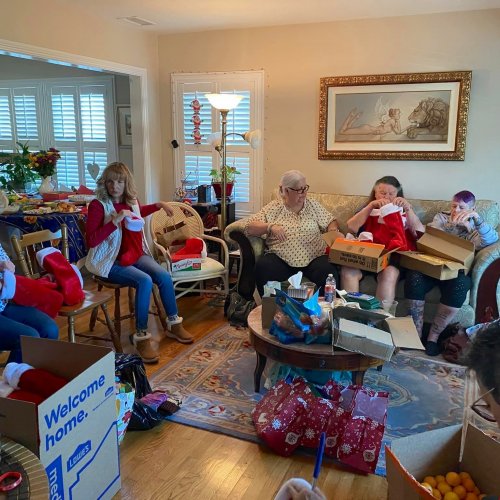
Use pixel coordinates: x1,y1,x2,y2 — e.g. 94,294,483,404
85,162,194,364
405,190,498,356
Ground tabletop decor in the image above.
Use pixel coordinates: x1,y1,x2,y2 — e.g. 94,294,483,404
28,147,61,193
318,71,471,161
0,142,38,191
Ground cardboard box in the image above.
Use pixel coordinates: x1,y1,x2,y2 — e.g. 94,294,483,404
386,424,500,499
323,233,398,273
171,257,202,272
0,337,120,500
332,307,424,361
398,225,475,280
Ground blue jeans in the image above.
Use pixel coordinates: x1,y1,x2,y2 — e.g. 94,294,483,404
107,255,177,331
0,304,59,363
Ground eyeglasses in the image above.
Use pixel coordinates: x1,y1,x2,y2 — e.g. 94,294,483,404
470,387,496,422
287,185,309,194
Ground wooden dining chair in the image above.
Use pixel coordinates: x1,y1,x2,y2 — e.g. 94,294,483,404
11,224,123,352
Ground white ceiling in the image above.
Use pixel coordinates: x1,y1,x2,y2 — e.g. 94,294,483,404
72,0,500,34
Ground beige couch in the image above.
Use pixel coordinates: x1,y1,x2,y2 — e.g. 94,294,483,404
225,192,500,327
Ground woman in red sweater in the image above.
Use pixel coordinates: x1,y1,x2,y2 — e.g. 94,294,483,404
86,162,193,363
340,176,424,303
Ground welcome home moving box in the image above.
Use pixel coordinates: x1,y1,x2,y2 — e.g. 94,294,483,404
398,225,475,280
0,337,120,500
386,424,500,499
323,232,398,273
332,307,425,361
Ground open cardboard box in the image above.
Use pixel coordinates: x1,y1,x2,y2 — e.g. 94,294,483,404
398,225,475,280
332,306,424,361
0,337,120,500
386,423,500,499
323,232,398,273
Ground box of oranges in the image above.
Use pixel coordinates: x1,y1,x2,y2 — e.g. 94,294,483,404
386,424,500,499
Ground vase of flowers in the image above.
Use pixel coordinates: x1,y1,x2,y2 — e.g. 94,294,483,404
0,142,38,191
28,148,61,193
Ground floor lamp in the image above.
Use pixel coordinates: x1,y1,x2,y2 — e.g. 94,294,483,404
206,93,261,232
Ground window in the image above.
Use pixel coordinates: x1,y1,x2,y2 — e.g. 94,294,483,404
172,71,264,217
0,77,116,189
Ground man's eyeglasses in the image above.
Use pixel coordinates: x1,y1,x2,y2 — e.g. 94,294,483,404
287,185,309,194
470,387,496,422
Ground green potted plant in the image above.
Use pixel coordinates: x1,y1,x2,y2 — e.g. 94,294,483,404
0,142,38,191
209,165,241,199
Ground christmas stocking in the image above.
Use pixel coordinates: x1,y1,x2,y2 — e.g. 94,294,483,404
36,247,85,305
171,237,207,262
368,204,409,251
7,271,64,318
4,362,68,405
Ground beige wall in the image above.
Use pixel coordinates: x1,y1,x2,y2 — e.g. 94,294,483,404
158,9,500,206
1,0,162,202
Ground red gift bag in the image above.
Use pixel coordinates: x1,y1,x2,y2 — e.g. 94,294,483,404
300,397,334,449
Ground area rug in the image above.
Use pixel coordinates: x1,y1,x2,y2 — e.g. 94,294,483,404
151,324,465,476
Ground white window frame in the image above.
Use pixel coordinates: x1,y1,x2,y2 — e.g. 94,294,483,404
0,76,117,188
171,70,264,218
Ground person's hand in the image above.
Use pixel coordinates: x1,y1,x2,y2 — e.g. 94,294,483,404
269,224,287,243
275,479,327,500
0,260,15,273
393,197,412,211
451,209,476,225
158,201,174,217
370,199,391,209
112,209,132,225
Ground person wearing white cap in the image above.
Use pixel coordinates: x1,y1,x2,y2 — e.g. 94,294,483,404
86,162,193,364
0,244,59,362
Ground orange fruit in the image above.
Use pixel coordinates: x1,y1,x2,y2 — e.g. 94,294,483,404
473,487,480,496
446,472,461,487
421,483,433,493
436,475,447,483
462,478,476,492
424,476,438,488
459,472,471,481
433,489,443,500
453,485,467,499
464,494,478,500
438,482,452,495
443,492,460,500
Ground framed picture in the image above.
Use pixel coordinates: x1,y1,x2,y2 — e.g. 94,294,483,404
117,105,132,147
318,71,471,161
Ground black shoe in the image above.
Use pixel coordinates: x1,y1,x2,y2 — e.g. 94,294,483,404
425,341,441,356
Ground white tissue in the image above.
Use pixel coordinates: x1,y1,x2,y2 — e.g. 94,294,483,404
288,271,303,289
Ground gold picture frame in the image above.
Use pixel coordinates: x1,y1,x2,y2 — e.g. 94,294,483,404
318,71,471,161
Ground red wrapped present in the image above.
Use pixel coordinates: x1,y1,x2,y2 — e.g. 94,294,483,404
300,397,334,449
323,403,352,458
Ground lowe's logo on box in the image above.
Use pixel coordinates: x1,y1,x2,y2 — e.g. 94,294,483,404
42,374,106,452
67,440,91,472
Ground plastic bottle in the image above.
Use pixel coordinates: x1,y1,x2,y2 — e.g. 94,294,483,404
324,274,336,303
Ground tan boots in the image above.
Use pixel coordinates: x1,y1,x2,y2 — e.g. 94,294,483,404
165,316,194,344
130,331,159,364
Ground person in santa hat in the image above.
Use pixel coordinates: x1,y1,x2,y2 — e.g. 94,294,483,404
86,162,193,364
0,244,59,363
341,175,424,303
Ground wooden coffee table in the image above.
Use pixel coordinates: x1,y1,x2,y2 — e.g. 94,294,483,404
247,306,384,391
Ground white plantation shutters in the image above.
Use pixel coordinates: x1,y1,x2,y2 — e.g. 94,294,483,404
172,72,264,217
0,77,115,189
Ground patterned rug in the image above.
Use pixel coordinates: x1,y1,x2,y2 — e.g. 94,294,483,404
151,324,465,476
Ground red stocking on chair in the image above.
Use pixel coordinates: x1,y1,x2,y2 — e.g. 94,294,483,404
36,247,85,305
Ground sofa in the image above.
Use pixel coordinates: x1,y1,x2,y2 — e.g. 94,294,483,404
225,192,500,327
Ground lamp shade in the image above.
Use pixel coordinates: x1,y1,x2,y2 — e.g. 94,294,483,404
242,129,262,149
205,93,244,111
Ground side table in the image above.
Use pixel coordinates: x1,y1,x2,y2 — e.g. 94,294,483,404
247,306,384,392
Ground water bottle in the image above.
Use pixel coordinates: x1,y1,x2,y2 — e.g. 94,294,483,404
324,274,336,303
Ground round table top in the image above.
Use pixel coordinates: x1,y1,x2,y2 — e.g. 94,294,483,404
247,305,384,371
0,436,49,499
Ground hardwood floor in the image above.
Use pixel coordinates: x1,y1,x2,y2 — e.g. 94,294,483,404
51,284,389,499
